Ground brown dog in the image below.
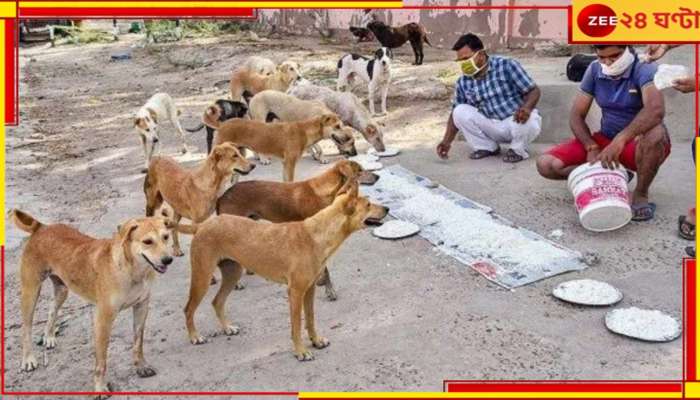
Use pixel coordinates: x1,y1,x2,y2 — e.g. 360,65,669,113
216,160,379,300
367,21,431,65
211,114,356,182
229,61,301,103
144,142,255,256
11,210,176,396
182,183,388,361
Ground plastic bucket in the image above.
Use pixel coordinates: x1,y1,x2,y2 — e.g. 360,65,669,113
567,162,632,232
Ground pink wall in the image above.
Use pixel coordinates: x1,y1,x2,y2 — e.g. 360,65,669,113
258,7,568,49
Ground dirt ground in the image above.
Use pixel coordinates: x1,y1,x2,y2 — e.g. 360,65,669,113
4,27,688,396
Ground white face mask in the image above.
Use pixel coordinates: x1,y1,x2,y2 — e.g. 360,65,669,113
600,47,635,77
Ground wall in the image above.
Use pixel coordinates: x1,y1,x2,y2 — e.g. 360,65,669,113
258,3,568,50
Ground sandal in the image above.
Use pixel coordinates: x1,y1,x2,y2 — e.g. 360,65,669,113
469,148,500,160
678,215,695,241
631,202,656,221
503,149,524,163
625,169,635,183
686,246,695,258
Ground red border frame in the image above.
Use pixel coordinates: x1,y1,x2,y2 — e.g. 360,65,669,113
2,3,697,398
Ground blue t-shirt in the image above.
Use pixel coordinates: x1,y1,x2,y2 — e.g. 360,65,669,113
579,58,658,139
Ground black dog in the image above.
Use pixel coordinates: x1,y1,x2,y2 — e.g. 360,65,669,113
185,99,248,153
349,26,374,42
366,21,431,65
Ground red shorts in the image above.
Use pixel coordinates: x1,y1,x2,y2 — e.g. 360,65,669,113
545,132,670,172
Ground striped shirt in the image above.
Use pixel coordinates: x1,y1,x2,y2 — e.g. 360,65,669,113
452,56,537,121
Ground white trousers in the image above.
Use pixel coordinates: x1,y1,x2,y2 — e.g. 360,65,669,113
453,104,542,159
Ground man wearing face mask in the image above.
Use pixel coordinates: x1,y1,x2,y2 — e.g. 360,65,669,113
536,44,670,222
436,33,542,163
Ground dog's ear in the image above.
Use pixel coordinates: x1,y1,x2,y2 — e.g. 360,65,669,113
119,220,139,241
146,108,158,124
340,181,360,215
374,48,383,59
321,114,336,126
134,117,141,127
118,220,139,264
337,161,360,194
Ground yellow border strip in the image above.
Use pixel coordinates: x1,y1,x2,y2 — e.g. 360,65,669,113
0,2,15,17
19,1,403,8
299,392,681,399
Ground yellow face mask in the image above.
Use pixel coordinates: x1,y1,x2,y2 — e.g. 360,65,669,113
459,50,484,77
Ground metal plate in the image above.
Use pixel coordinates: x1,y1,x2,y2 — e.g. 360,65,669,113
368,147,400,157
552,279,623,306
372,220,420,240
605,307,682,342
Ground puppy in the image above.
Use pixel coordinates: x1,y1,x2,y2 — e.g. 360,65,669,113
183,183,389,361
367,21,431,65
249,90,344,164
134,92,188,173
144,143,255,256
242,56,276,76
210,114,355,182
229,61,301,103
185,99,248,154
216,160,379,300
11,210,176,396
337,48,393,116
288,80,386,153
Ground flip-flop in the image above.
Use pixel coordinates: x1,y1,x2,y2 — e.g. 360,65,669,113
625,169,635,183
678,215,696,241
503,149,524,163
686,246,695,258
631,202,657,222
469,148,500,160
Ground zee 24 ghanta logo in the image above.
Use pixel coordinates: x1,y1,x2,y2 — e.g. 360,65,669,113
577,3,700,37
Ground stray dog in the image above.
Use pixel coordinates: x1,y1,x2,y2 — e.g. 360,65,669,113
185,100,248,154
209,114,355,182
11,210,176,396
134,92,188,173
229,61,302,103
144,143,255,257
349,26,374,43
242,56,276,76
183,182,389,361
249,90,347,164
288,80,386,153
367,21,431,65
217,160,379,300
337,48,393,116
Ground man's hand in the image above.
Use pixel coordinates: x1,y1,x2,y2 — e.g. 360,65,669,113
513,107,531,124
436,140,451,159
596,139,625,169
586,149,600,164
672,76,697,93
643,44,669,62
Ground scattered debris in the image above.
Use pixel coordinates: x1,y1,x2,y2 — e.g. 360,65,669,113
110,51,132,61
547,229,564,240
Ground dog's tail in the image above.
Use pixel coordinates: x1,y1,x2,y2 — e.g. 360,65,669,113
203,105,222,129
9,209,43,234
173,222,199,235
185,123,205,133
422,27,432,47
